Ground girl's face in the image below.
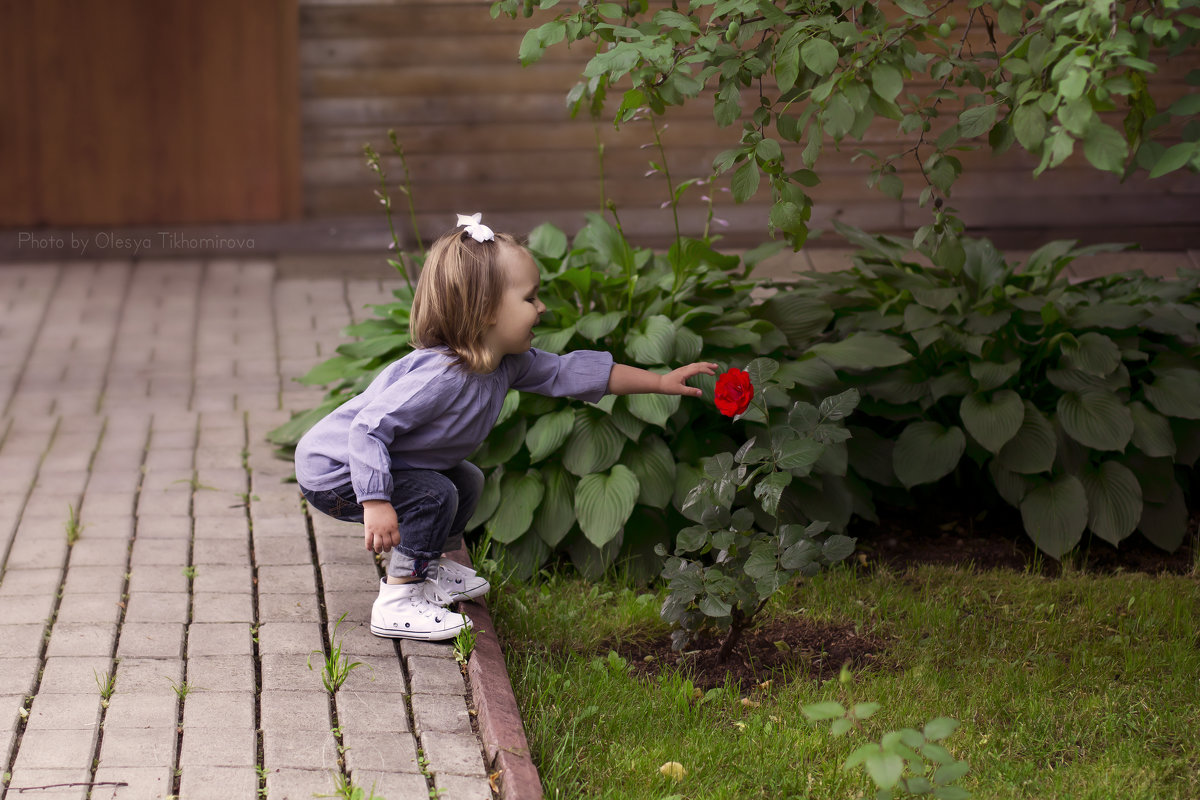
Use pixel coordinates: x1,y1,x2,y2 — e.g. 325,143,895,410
482,243,546,367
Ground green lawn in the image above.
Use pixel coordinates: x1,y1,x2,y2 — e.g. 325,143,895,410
490,562,1200,799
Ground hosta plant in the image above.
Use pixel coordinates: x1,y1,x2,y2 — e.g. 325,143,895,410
658,358,859,659
766,223,1200,558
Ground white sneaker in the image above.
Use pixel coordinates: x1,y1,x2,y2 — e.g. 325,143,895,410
370,578,471,641
431,558,491,603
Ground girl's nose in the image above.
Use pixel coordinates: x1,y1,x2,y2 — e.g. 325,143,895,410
536,299,547,314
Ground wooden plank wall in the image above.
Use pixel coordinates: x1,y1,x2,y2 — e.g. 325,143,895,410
299,0,1200,248
0,0,300,228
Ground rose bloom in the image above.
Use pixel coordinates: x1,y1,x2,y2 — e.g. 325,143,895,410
714,368,754,417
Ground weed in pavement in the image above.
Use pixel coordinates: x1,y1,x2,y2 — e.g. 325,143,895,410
309,612,371,694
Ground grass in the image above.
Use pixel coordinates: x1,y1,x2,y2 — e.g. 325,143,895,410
309,612,369,694
491,563,1200,800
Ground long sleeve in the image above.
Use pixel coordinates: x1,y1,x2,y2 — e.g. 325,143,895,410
505,348,614,403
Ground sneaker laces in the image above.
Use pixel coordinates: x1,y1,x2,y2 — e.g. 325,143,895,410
417,581,456,616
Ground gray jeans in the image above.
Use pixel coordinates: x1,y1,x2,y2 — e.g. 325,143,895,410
301,461,484,579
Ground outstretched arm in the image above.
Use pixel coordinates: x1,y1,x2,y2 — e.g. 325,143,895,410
607,362,718,398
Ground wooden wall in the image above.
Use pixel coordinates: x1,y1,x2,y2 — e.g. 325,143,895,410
299,0,1200,248
0,0,300,228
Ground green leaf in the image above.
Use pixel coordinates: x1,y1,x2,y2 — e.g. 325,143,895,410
575,310,625,341
1144,372,1200,419
865,752,904,790
575,465,639,547
777,438,826,473
1056,391,1134,451
532,465,577,547
1060,332,1121,376
467,467,503,531
822,534,856,563
933,787,972,800
673,326,704,363
1083,121,1128,174
1013,104,1048,150
996,402,1057,475
769,200,805,234
871,63,903,103
1082,461,1143,546
1020,475,1088,559
1138,481,1189,552
1148,142,1198,179
1129,401,1176,458
958,104,998,139
800,38,839,76
486,471,545,544
853,702,881,720
699,592,732,618
810,332,913,370
562,411,625,476
626,315,676,365
802,701,846,721
524,408,574,463
923,717,959,742
969,359,1020,392
756,295,834,344
933,761,970,785
894,422,966,488
747,357,780,387
625,435,676,508
528,222,568,258
960,390,1024,453
731,160,761,203
627,392,680,428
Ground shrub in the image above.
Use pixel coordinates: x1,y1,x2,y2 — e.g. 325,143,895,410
659,358,859,657
769,224,1200,557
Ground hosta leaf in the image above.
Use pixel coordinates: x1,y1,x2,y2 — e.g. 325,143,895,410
960,390,1024,453
847,426,897,487
1082,461,1143,546
756,294,834,344
810,332,913,369
575,310,625,341
625,435,676,508
467,467,503,530
625,315,676,365
989,460,1033,507
1129,401,1176,458
1068,303,1147,329
775,358,838,388
1144,372,1200,419
473,417,527,468
627,392,680,428
575,465,639,547
673,326,704,363
969,359,1021,392
996,402,1057,474
1056,391,1134,451
532,326,575,353
911,286,962,311
1046,365,1129,393
562,411,625,476
525,408,575,463
486,471,545,544
1138,481,1188,551
528,222,569,258
532,465,577,548
1059,332,1121,376
894,422,966,488
930,371,974,402
1020,475,1088,559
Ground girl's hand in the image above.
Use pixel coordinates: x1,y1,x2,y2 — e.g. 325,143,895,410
363,501,401,554
658,362,719,397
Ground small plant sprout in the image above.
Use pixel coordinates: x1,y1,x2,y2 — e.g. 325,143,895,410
166,677,196,699
453,626,477,667
65,504,83,546
94,668,116,705
181,566,197,580
316,771,384,800
309,612,370,695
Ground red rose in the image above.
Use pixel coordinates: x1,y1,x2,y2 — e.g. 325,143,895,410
714,368,754,417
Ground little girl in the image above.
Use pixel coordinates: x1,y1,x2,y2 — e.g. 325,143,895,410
296,214,717,641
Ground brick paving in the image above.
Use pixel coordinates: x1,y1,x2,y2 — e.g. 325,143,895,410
0,259,497,800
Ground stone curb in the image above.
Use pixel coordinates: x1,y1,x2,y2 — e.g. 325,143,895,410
445,548,543,800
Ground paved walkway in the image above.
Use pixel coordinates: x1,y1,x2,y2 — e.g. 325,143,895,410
1,247,1195,800
0,258,519,800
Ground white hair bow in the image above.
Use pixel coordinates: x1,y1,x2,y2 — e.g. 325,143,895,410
456,212,495,243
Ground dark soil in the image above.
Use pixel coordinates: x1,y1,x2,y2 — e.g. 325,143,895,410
610,504,1197,692
616,617,888,692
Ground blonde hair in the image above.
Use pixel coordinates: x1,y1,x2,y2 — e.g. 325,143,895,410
410,228,523,373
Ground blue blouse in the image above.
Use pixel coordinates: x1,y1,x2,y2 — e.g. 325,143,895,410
295,347,614,502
